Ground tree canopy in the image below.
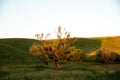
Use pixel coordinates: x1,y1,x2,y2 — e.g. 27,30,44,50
30,26,83,69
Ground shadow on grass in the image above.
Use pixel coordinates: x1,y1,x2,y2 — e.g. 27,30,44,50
0,71,9,80
76,38,101,54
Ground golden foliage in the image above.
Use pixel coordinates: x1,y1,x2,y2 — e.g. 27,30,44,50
96,47,119,63
30,26,81,69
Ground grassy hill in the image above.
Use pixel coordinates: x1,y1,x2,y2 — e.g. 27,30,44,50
93,36,120,54
75,38,101,54
0,36,120,64
0,38,39,65
0,37,120,80
75,36,120,54
0,38,38,52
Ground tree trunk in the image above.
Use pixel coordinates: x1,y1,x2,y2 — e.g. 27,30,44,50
55,61,62,70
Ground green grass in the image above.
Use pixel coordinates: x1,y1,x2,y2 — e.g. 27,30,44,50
0,36,120,80
75,36,120,54
0,38,38,52
0,36,120,54
75,38,101,54
0,38,40,65
0,62,120,80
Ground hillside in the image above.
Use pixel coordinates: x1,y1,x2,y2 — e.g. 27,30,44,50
0,36,120,64
93,36,120,54
0,38,39,64
75,38,101,54
0,38,38,52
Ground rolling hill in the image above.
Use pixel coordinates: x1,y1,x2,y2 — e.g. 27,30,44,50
93,36,120,53
76,36,120,54
0,38,39,64
0,36,120,64
0,38,38,52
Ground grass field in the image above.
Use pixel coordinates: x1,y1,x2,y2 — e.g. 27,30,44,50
0,36,120,80
0,62,120,80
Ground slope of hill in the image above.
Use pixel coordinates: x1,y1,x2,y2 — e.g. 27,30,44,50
93,36,120,54
75,38,101,54
0,36,120,64
0,38,38,52
0,39,39,64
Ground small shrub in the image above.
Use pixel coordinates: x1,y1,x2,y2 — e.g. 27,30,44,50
95,47,119,63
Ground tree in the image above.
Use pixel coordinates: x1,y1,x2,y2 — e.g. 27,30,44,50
30,26,80,69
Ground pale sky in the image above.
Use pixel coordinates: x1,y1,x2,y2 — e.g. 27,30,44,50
0,0,120,39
